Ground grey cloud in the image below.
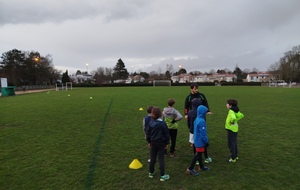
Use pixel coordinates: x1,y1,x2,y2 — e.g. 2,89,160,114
0,0,299,74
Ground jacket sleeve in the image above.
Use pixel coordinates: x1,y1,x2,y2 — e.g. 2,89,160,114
187,114,191,129
163,123,170,145
174,109,183,121
200,93,210,112
142,118,146,133
146,123,151,143
236,111,244,121
200,124,208,145
184,95,190,115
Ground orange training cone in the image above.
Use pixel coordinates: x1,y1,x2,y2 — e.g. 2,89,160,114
129,159,143,169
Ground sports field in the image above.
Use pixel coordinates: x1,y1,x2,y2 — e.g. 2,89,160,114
1,86,299,190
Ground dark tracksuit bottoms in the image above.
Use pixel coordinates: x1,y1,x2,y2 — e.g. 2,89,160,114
227,130,238,159
189,151,204,170
149,141,166,176
168,129,177,154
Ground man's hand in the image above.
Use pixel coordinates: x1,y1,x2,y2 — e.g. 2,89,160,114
207,112,213,115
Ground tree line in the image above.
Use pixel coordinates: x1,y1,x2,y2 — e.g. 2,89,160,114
0,49,61,86
268,45,300,82
1,45,299,86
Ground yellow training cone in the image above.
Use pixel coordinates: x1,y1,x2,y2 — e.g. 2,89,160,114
139,108,143,111
129,159,143,169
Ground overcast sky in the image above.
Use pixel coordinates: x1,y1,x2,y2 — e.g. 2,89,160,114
0,0,299,74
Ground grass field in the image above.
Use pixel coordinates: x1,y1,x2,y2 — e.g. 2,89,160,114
1,86,299,190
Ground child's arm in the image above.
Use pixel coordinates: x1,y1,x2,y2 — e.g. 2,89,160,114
163,122,170,145
236,111,244,121
200,123,208,145
142,118,146,134
174,109,183,121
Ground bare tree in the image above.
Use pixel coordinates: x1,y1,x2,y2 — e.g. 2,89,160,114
208,69,216,74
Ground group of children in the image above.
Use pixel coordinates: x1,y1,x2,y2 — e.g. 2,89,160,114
143,84,244,182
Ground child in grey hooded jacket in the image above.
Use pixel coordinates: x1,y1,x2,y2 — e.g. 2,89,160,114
162,98,183,157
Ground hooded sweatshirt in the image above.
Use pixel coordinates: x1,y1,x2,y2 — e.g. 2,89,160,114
162,107,183,129
188,98,201,134
193,105,208,148
225,106,244,133
146,118,170,144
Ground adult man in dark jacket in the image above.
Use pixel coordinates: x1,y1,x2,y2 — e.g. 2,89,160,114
184,83,211,117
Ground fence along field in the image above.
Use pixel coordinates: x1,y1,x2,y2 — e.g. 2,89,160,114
0,86,299,189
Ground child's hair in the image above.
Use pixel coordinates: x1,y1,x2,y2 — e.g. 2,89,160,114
190,83,198,89
227,99,238,106
168,98,175,106
151,107,162,120
147,106,154,114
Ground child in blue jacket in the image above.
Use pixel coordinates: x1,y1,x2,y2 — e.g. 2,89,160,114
186,105,210,176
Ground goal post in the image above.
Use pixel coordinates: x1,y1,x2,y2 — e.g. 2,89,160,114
55,82,72,91
56,83,64,91
66,82,72,91
153,80,171,87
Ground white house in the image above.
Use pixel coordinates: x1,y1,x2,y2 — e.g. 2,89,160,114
125,75,145,83
171,74,194,83
246,72,272,82
193,74,208,82
206,74,237,82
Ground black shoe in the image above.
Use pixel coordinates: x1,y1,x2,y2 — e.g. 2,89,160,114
200,166,210,171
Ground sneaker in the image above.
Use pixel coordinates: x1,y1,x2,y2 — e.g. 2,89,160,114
148,172,155,178
229,158,236,163
235,157,239,160
160,174,170,181
169,153,174,157
186,168,199,176
204,157,212,163
200,166,210,171
195,161,199,165
148,159,151,163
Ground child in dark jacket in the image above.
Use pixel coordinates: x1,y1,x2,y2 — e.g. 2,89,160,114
186,105,210,176
146,107,170,182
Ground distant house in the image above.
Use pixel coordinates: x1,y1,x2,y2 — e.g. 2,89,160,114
70,74,93,83
125,75,145,83
207,74,237,82
171,73,236,83
114,79,126,83
246,72,273,82
193,74,208,82
170,71,273,83
171,74,194,83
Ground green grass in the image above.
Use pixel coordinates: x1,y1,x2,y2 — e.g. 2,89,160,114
1,86,299,190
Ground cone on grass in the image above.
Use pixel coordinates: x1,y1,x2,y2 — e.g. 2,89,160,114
129,159,143,169
139,108,143,111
